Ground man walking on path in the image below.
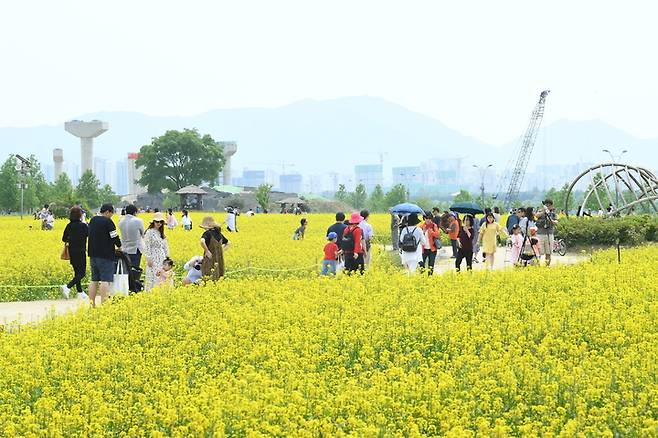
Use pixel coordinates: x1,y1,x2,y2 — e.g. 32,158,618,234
535,199,558,266
88,204,122,307
118,204,144,268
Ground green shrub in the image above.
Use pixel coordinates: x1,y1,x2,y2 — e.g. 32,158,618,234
557,215,658,246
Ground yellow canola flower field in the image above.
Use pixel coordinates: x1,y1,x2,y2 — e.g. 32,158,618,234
0,246,657,436
0,213,393,301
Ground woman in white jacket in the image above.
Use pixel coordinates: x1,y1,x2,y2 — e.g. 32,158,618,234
399,213,428,274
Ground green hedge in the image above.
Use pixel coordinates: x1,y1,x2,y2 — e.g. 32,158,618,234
556,215,658,246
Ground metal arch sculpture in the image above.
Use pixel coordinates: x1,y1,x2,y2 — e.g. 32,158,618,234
565,163,658,217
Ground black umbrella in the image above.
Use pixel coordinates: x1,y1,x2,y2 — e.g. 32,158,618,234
449,202,484,215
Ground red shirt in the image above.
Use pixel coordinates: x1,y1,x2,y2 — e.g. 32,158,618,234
323,242,339,261
343,225,364,254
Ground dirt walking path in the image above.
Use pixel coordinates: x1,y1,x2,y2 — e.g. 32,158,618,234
0,298,88,327
432,245,587,274
1,246,587,327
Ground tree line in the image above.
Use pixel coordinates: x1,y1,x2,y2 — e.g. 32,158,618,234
0,155,119,215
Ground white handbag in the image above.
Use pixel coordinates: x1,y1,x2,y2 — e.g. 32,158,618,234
111,261,130,297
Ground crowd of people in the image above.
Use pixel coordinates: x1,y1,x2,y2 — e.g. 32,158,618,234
60,203,232,307
55,199,558,304
367,199,558,275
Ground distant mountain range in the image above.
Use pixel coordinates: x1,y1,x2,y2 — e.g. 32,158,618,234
1,96,656,176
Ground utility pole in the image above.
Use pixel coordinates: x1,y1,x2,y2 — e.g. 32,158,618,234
14,154,31,220
473,164,492,208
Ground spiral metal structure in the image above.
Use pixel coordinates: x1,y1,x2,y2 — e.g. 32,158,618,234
565,163,658,217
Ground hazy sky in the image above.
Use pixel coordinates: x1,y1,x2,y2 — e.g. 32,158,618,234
1,0,657,145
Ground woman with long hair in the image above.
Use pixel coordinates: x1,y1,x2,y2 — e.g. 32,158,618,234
455,214,475,272
478,212,508,269
61,206,89,299
143,212,169,291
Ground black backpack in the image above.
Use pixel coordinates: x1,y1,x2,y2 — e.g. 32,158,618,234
400,226,418,252
341,227,355,251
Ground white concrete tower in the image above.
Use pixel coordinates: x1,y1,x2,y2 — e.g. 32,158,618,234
219,141,237,185
127,152,146,195
53,148,64,180
64,120,109,174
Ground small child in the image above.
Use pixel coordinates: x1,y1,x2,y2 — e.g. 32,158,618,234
322,232,341,275
509,224,523,264
155,258,175,287
182,255,203,285
292,218,308,240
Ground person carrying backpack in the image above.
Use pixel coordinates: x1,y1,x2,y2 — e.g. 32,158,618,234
341,212,365,274
399,213,427,274
419,212,441,275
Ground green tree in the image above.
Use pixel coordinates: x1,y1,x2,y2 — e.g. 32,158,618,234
583,173,611,212
22,155,50,211
136,128,224,193
162,191,180,210
0,156,19,213
51,173,75,208
367,184,386,212
349,183,368,209
544,183,575,213
453,189,473,203
98,184,120,206
335,184,348,203
255,183,273,211
75,170,102,209
384,184,408,208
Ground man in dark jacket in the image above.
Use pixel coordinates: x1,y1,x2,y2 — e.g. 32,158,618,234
88,203,122,307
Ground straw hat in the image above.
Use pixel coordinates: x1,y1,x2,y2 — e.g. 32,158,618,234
151,212,165,223
199,216,219,229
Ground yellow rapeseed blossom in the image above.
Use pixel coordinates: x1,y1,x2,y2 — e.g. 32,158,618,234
0,213,393,301
0,229,656,435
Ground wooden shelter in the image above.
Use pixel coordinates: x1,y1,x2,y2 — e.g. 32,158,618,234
176,185,207,210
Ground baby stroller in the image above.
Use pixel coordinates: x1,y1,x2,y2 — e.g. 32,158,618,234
116,252,144,294
518,236,540,267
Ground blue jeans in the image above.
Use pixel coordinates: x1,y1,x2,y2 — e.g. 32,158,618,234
321,260,337,275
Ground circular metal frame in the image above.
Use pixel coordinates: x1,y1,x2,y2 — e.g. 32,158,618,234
565,163,658,217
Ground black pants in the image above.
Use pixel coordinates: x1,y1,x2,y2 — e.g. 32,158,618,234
344,253,365,274
67,251,87,292
128,251,141,268
419,249,437,275
450,239,458,257
455,249,473,271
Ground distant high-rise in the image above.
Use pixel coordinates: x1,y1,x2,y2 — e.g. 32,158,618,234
279,174,303,194
115,159,128,195
354,164,383,192
94,158,110,186
392,166,422,194
67,163,80,185
240,170,266,188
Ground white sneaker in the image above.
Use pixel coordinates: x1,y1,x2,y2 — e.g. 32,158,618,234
61,284,70,299
77,292,89,300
